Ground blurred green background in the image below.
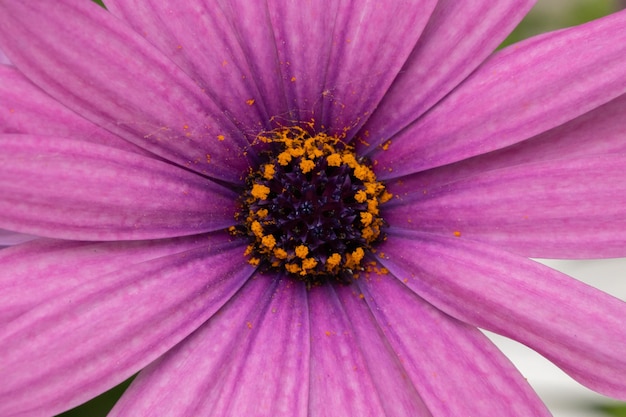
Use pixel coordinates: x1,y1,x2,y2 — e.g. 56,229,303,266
54,0,625,416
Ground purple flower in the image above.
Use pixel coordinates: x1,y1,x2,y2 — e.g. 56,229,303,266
1,0,626,415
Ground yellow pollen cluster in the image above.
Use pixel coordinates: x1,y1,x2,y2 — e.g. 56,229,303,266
235,126,391,282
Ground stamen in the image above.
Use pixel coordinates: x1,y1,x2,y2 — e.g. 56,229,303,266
232,126,390,285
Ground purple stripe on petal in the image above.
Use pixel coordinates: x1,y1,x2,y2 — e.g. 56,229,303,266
0,0,254,183
0,235,216,321
110,275,309,417
0,232,254,417
331,283,432,417
380,231,626,400
329,284,432,417
107,0,438,139
0,135,236,241
307,284,395,416
0,65,151,155
360,0,535,152
104,0,280,134
373,9,626,179
351,269,550,415
0,229,37,247
0,48,10,65
386,92,626,191
268,0,437,137
386,154,626,258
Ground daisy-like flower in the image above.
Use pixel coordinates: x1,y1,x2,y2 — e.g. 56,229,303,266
1,0,626,416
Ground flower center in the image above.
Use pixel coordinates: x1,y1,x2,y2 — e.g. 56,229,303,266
231,126,391,285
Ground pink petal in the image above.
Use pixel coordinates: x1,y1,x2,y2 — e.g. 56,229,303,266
107,0,438,138
387,92,626,190
380,231,626,400
0,135,236,240
0,0,254,183
105,0,283,137
0,64,151,155
268,0,437,136
386,154,626,258
360,0,534,152
0,235,214,321
0,48,11,65
307,284,427,416
348,270,550,415
0,229,36,247
0,232,254,417
372,9,626,179
110,274,309,417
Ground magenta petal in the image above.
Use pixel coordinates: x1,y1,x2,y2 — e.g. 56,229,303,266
0,229,36,247
390,92,626,191
0,48,10,65
380,231,626,399
373,10,626,178
267,0,437,136
0,64,151,155
308,284,427,416
107,0,438,138
387,154,626,258
0,135,236,240
110,275,309,417
0,0,253,183
0,235,214,321
105,0,282,133
347,271,550,415
0,232,254,417
361,0,534,151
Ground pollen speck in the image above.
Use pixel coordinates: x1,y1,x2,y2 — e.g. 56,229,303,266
217,134,225,141
251,184,270,200
299,159,315,173
246,98,255,106
263,164,275,180
261,234,276,249
453,231,462,237
295,245,309,259
327,153,342,167
301,257,318,272
354,190,367,203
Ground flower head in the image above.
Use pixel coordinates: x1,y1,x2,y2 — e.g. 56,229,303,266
1,1,626,416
